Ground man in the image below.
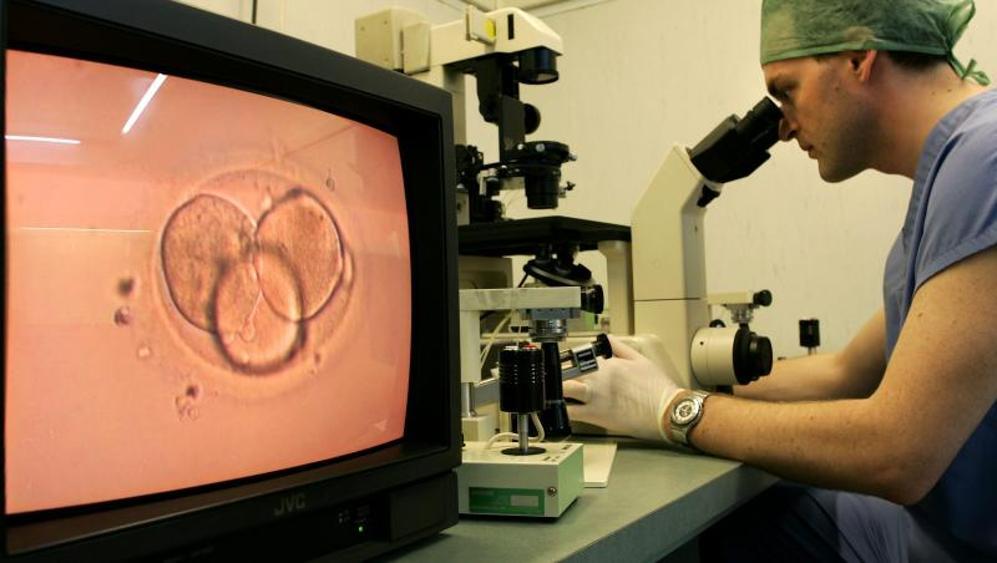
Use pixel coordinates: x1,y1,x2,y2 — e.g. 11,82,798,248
563,1,996,561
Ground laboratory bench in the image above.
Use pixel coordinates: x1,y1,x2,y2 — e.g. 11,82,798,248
380,437,777,562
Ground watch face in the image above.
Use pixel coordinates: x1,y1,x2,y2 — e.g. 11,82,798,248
672,398,699,425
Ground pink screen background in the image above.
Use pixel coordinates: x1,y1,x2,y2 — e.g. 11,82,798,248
4,51,412,514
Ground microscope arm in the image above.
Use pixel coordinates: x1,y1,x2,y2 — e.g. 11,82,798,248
630,99,781,389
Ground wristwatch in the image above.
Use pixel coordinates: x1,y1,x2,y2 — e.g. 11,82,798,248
669,390,709,447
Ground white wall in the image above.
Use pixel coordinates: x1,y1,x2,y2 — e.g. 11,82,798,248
173,1,466,52
172,0,997,358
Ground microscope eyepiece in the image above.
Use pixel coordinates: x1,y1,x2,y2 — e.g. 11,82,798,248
689,97,784,186
735,98,782,149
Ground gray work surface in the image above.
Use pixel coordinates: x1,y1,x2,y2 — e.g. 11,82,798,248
383,438,777,562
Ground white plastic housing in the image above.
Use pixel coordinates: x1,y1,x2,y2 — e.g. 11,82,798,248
690,327,740,386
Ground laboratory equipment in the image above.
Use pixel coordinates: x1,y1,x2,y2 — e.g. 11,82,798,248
457,343,585,518
454,287,608,517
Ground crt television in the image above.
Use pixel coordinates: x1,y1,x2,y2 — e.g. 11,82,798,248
1,0,460,560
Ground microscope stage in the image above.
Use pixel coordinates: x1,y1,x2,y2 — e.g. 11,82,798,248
458,216,630,257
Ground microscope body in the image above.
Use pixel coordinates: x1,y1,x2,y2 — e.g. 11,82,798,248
629,99,781,390
631,145,715,389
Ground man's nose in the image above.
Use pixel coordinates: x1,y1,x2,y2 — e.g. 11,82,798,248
778,117,797,142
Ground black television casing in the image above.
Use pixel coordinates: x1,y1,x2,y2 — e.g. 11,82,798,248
0,0,460,561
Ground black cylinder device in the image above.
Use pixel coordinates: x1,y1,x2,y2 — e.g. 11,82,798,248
799,318,821,354
498,345,545,414
499,344,547,456
539,342,572,439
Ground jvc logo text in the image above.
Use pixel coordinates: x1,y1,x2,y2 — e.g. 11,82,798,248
273,493,307,517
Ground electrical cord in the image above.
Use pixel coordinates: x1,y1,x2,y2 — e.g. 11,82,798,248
484,413,546,449
479,309,515,371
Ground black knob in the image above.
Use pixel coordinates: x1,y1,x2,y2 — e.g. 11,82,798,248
799,319,821,348
732,328,773,384
592,333,613,359
753,290,773,307
499,345,545,413
581,285,604,315
524,103,541,135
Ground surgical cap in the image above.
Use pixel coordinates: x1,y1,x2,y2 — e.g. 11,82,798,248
760,0,990,85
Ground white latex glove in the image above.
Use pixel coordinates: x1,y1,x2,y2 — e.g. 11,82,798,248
563,336,683,442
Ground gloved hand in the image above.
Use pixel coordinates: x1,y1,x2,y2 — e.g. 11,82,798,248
563,336,683,442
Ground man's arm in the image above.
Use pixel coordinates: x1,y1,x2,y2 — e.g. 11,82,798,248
679,246,997,505
735,310,887,402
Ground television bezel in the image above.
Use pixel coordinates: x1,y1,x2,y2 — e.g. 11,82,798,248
0,0,460,559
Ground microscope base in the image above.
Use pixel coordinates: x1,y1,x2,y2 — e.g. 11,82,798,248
457,441,584,518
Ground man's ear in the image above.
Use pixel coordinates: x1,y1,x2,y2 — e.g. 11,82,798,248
849,50,879,83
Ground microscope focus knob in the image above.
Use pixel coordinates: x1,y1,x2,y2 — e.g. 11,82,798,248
732,329,773,384
592,333,613,359
524,103,541,135
752,290,773,307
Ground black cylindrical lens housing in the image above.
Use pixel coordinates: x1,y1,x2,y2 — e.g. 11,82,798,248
518,47,559,84
499,346,545,413
525,172,560,209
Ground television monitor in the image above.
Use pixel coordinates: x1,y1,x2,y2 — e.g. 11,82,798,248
1,0,460,560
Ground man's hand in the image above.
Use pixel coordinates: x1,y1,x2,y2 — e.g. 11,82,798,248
563,337,683,442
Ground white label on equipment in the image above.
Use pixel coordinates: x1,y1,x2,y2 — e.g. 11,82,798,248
510,495,539,507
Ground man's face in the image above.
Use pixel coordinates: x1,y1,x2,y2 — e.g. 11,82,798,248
763,55,874,182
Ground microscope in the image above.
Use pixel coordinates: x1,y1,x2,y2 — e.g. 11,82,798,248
627,98,783,390
356,5,619,517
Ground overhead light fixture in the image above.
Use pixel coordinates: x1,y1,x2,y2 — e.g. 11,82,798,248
121,73,168,134
5,135,81,145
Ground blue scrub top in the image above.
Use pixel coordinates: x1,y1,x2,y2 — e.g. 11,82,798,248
883,89,997,557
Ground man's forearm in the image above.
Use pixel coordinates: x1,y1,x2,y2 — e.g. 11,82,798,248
734,353,847,401
681,393,914,503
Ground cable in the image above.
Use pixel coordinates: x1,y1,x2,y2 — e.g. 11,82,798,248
530,412,546,442
484,432,519,449
479,309,515,371
484,413,546,449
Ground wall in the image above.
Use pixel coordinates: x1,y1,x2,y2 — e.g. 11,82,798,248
172,0,997,358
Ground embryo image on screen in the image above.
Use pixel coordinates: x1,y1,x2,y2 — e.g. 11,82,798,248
4,50,412,514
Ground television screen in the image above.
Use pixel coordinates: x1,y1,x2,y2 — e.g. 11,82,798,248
4,49,413,515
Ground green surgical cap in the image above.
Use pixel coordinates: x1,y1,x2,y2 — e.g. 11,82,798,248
760,0,990,86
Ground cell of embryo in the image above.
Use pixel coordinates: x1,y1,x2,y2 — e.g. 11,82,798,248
161,185,346,374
